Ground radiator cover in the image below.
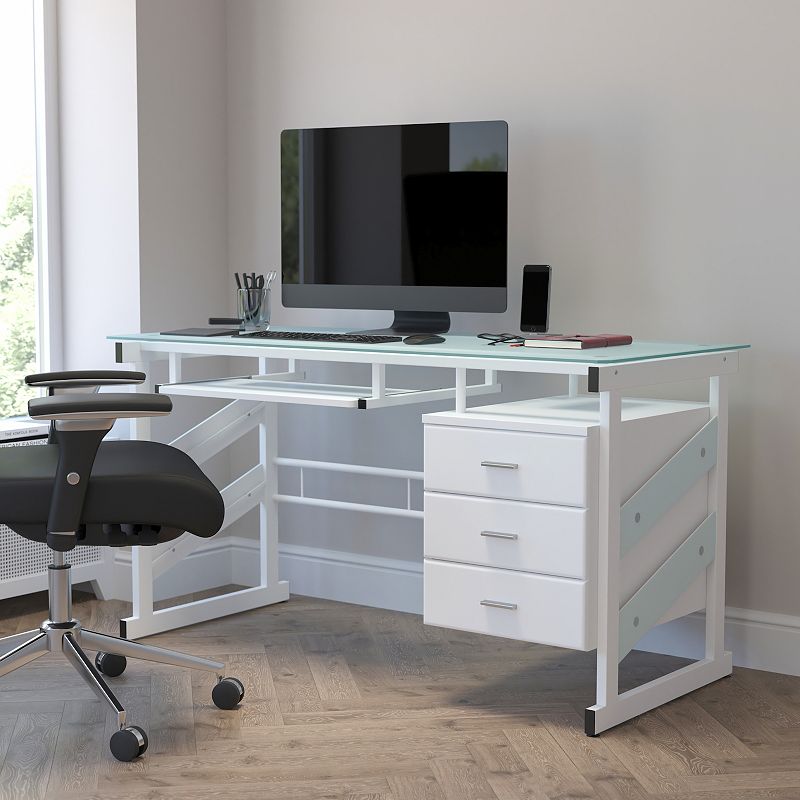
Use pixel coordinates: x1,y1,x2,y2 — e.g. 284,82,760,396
0,425,105,599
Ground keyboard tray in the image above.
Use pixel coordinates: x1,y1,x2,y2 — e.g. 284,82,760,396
158,373,502,410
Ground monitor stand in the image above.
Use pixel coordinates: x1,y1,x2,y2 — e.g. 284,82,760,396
351,310,451,336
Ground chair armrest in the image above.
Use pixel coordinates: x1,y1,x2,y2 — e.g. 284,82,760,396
28,393,172,422
25,370,146,392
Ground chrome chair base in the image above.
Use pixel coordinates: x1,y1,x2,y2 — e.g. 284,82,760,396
0,620,225,729
0,556,242,761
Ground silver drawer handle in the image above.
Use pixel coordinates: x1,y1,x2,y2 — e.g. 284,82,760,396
480,599,518,610
480,461,519,470
480,531,519,540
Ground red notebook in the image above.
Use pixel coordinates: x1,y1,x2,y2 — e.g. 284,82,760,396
522,334,633,350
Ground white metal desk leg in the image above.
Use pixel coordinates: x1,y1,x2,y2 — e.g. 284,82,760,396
586,389,622,734
568,375,580,396
168,352,182,383
128,363,154,635
705,374,730,662
260,402,280,588
455,368,467,414
586,380,733,735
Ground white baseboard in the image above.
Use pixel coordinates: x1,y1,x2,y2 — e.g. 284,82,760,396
110,538,235,602
638,606,800,677
230,539,423,614
110,536,423,614
112,538,800,676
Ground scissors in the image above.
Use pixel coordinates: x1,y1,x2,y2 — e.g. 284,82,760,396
235,273,263,318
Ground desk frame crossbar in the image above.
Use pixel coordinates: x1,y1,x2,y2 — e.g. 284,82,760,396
275,457,423,520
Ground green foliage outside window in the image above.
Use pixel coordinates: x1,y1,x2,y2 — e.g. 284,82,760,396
463,153,505,172
0,184,37,417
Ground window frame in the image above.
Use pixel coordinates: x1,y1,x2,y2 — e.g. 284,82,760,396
32,0,63,375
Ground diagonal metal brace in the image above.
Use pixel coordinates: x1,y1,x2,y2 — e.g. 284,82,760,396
621,417,718,556
168,399,262,464
618,513,716,661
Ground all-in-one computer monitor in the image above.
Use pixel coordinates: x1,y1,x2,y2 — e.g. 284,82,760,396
281,120,508,333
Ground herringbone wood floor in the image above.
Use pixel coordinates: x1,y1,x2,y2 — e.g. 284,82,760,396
0,588,799,800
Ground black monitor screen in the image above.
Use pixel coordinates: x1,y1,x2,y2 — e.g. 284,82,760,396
281,121,508,311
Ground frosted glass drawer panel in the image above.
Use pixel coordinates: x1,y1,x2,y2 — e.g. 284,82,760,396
424,493,589,579
424,425,588,506
424,560,594,651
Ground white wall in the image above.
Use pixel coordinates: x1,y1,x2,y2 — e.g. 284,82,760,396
58,0,141,368
58,0,233,484
59,0,229,367
134,0,233,455
56,0,800,646
226,0,800,618
135,0,228,334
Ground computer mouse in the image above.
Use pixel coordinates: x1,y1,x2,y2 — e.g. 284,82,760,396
403,334,446,345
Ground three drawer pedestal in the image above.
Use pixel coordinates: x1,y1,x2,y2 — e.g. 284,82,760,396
423,394,711,652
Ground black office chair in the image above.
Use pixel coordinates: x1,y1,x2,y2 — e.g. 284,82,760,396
0,370,244,761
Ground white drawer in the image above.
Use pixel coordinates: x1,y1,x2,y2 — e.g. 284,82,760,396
425,493,589,579
424,560,594,651
424,425,589,506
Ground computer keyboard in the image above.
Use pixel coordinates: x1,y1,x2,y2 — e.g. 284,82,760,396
240,330,402,344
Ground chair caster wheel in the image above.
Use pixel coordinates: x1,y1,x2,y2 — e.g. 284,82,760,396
212,677,244,710
110,725,148,761
95,651,127,677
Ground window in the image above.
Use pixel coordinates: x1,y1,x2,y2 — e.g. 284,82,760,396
0,0,59,418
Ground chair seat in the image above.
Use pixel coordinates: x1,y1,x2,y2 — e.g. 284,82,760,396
0,440,224,543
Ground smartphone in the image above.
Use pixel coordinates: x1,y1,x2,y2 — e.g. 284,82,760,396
520,265,551,333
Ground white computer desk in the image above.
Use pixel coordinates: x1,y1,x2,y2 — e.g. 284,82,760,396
109,329,748,734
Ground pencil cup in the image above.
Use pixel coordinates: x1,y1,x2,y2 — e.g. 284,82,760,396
237,287,270,332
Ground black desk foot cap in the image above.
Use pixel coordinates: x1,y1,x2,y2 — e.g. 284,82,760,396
584,707,597,736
